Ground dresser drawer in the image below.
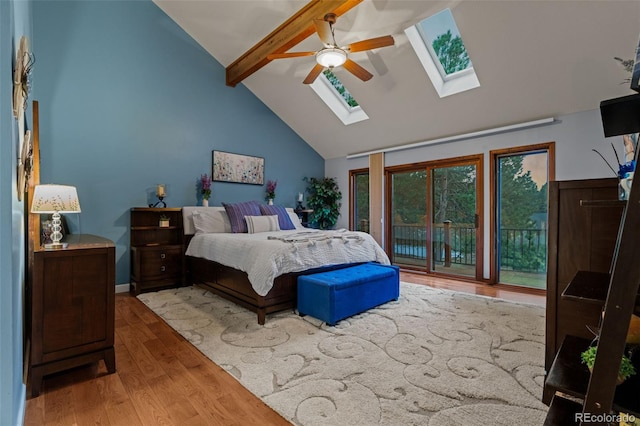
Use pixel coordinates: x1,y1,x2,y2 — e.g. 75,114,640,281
132,246,182,280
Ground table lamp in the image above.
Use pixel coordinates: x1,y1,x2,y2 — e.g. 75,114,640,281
31,184,81,249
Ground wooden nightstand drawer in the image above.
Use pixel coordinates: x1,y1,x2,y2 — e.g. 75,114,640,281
133,246,181,280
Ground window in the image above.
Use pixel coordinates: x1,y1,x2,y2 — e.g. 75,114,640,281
309,69,369,125
349,169,370,232
490,142,555,289
404,8,479,98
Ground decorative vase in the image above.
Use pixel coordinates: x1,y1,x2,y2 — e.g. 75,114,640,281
268,198,273,205
203,199,209,207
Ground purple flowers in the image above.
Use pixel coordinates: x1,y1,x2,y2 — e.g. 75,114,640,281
266,179,277,199
200,174,212,199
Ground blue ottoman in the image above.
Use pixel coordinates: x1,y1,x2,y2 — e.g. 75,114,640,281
297,262,400,325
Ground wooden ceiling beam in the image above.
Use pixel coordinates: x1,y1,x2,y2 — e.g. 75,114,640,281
225,0,363,87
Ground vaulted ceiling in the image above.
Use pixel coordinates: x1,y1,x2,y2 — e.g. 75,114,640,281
154,0,640,159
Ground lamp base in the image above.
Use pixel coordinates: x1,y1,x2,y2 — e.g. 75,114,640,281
44,242,68,250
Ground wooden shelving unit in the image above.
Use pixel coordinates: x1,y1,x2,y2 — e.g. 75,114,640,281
544,178,640,424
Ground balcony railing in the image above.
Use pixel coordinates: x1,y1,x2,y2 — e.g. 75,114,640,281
392,223,547,273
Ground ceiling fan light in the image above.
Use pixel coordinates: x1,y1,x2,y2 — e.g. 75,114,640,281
316,48,347,68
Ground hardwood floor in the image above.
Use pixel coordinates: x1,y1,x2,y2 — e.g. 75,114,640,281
24,272,544,425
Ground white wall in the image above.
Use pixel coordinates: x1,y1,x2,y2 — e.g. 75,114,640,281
326,108,624,278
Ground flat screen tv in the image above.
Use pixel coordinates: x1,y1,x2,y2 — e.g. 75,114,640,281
600,93,640,137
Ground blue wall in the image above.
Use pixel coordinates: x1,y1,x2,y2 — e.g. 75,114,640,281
33,0,324,285
1,1,30,423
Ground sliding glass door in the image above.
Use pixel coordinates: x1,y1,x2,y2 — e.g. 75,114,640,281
386,155,482,279
431,162,480,278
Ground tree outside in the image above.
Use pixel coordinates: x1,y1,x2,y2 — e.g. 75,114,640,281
431,29,471,74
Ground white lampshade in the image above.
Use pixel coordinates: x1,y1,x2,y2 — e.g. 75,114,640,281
316,48,347,68
31,184,81,214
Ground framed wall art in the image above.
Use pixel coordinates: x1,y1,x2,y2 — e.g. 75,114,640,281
212,150,264,185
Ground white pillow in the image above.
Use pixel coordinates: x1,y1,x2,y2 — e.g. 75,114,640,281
192,209,232,234
245,215,280,234
285,207,305,230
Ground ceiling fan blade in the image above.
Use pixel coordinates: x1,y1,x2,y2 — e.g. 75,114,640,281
343,59,373,81
303,63,325,85
346,35,395,53
313,18,333,46
267,51,316,60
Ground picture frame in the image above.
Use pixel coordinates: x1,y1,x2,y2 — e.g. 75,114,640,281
212,150,264,185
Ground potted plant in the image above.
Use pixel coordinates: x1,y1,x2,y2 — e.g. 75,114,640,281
303,176,342,229
265,179,277,205
159,214,170,228
581,345,636,385
200,174,212,206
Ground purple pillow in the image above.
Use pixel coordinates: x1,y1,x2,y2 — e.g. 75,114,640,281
259,204,295,230
222,201,261,233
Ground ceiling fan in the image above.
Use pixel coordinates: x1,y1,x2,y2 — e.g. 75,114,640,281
267,13,394,84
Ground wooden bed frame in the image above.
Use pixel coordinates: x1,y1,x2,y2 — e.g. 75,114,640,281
186,256,355,325
185,234,358,324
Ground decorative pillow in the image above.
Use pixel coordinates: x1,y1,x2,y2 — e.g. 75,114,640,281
222,201,261,233
285,208,305,230
259,204,295,230
191,208,232,234
245,215,280,234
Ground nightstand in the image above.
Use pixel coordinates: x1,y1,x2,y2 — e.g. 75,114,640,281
28,234,116,397
296,209,313,227
130,207,184,295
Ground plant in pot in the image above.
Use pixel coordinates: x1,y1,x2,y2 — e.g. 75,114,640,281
580,345,636,385
303,176,342,230
159,214,170,228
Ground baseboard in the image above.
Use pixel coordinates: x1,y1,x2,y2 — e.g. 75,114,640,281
115,283,130,294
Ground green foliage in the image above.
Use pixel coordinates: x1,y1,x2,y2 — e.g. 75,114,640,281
387,154,548,273
304,177,342,230
581,346,636,381
323,69,359,107
432,30,470,74
392,170,427,224
354,173,369,230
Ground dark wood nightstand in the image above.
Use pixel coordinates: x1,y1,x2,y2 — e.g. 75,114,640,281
28,234,116,397
130,207,184,295
295,209,313,227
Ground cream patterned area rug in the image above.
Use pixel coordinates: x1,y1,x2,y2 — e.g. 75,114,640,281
137,283,548,425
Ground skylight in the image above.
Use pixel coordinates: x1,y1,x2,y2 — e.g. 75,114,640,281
405,8,479,98
323,69,359,108
309,69,369,125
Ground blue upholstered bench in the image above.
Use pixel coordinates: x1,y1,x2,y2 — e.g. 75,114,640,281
297,262,400,326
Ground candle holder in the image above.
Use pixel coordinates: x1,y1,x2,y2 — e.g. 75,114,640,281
149,184,167,208
149,195,166,208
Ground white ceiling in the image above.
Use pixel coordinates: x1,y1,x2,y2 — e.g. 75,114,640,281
154,0,640,159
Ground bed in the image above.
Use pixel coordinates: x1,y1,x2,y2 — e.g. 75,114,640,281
182,205,390,324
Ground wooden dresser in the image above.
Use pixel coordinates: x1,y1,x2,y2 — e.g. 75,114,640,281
28,234,116,397
130,207,184,295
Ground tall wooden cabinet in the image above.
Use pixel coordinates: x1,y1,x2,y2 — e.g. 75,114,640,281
544,177,640,423
545,178,624,377
28,234,116,397
130,207,184,295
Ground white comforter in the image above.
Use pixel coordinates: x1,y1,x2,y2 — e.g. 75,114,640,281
185,229,390,296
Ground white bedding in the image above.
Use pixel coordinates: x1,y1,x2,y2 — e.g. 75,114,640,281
185,229,391,296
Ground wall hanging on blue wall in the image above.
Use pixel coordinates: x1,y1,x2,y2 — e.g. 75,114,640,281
212,150,264,185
